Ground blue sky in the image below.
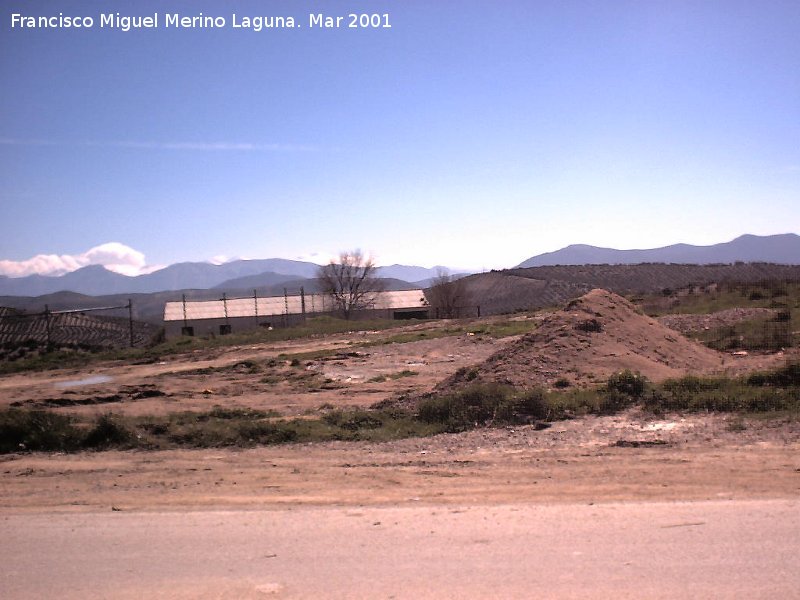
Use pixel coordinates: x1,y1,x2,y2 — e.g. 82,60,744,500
1,0,798,276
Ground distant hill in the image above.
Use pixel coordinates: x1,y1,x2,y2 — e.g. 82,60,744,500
213,272,305,291
376,265,463,282
453,262,800,317
0,259,323,297
517,234,800,267
0,258,465,297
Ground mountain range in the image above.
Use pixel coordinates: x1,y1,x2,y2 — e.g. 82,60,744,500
1,234,797,298
516,234,800,268
0,259,459,297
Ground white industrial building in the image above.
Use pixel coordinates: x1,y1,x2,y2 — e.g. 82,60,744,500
163,290,430,337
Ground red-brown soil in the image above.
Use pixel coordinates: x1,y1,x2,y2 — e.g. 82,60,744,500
1,300,797,514
438,289,787,391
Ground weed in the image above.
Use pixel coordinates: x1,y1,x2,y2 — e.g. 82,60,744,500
746,362,800,387
450,366,480,383
606,370,647,399
0,410,83,452
575,319,603,333
417,384,551,431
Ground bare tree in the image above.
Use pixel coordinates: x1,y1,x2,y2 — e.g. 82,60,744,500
427,268,465,318
318,250,385,319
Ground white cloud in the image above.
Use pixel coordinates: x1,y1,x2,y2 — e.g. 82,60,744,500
208,255,237,265
0,243,160,278
295,251,338,265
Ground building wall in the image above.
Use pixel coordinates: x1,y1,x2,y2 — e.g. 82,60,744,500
164,306,431,338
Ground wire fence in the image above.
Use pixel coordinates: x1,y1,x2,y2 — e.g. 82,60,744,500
0,301,156,349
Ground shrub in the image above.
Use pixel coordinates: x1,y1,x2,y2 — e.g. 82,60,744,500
598,390,635,414
773,309,791,322
606,370,647,398
83,414,136,449
0,410,83,452
514,388,550,420
451,366,480,383
236,421,297,444
418,384,513,432
166,417,296,447
746,362,800,387
575,319,602,333
322,409,383,431
492,389,550,423
418,384,551,431
207,406,273,420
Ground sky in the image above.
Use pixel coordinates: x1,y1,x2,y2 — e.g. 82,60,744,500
1,0,798,277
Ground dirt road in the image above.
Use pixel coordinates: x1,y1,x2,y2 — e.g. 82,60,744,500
2,500,798,599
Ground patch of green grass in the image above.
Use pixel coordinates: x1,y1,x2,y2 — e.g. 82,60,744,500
5,362,798,455
643,365,800,413
643,281,800,317
689,317,792,352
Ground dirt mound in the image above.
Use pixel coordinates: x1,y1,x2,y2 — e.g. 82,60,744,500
438,289,730,390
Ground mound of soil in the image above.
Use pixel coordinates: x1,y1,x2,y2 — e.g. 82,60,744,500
438,289,730,390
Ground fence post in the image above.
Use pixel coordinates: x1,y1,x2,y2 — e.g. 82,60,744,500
253,289,259,329
44,304,52,349
222,293,230,333
128,299,134,347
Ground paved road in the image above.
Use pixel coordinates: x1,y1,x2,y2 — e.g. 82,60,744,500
2,500,798,599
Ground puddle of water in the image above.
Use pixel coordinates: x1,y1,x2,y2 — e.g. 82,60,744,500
54,375,114,389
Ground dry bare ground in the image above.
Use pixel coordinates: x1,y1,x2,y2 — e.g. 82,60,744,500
1,410,798,513
0,291,798,513
2,292,799,600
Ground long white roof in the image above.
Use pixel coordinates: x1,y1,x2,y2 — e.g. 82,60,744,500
163,290,428,321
